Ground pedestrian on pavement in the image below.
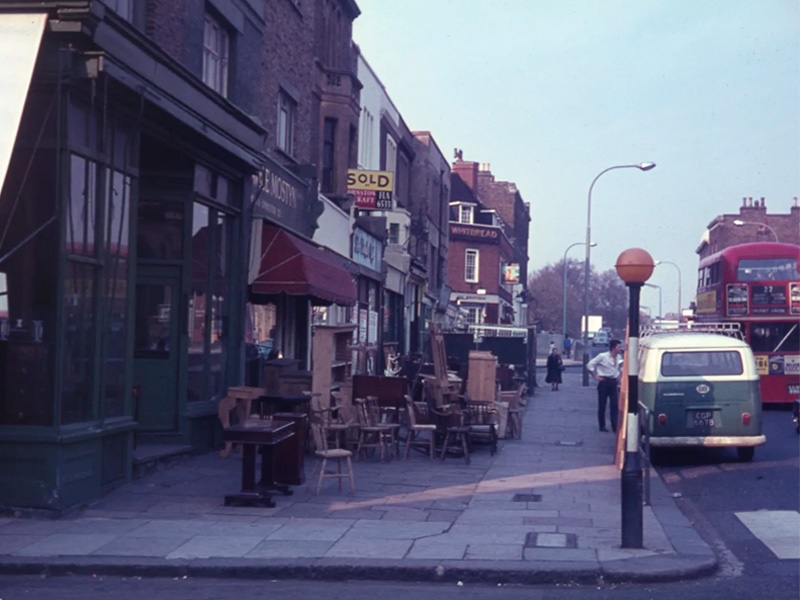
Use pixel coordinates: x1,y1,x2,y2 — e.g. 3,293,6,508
563,334,573,359
586,338,623,432
545,346,563,391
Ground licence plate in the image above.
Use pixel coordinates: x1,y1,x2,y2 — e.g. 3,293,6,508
689,410,716,428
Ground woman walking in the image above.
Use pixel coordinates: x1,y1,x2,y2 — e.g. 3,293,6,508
545,346,563,391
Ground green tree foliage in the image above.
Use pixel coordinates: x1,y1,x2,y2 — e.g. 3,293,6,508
527,259,629,336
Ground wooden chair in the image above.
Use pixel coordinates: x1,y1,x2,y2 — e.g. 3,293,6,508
499,387,524,439
309,421,355,494
436,405,470,465
308,391,351,449
353,397,393,461
404,395,437,460
465,401,498,455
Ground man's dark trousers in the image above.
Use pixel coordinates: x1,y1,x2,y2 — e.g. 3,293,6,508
597,378,618,432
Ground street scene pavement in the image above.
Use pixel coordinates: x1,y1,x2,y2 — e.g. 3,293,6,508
0,369,716,585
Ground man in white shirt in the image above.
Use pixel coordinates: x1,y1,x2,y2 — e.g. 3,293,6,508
586,339,623,433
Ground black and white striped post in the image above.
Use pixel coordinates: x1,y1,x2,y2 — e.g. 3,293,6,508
615,248,655,549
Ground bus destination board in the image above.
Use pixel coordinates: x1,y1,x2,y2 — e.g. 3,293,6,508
791,283,800,315
726,283,748,316
751,284,787,314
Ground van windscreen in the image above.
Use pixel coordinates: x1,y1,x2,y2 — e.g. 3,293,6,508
660,351,744,377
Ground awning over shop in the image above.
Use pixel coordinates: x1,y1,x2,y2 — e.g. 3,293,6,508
250,223,357,306
0,13,46,198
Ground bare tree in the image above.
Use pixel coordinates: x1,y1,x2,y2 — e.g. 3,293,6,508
528,262,629,336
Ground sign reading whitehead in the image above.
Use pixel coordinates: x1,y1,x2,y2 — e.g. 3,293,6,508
450,223,500,243
347,169,393,210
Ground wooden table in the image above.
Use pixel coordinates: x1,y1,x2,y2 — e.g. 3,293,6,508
222,420,295,507
255,394,311,416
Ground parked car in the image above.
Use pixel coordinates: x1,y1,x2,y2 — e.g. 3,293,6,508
638,328,766,462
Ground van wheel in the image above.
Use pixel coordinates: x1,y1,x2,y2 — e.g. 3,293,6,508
737,447,755,462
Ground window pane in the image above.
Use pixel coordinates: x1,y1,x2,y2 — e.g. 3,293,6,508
660,351,743,377
738,258,799,281
62,261,97,424
134,283,172,358
209,211,228,398
137,201,184,260
188,203,209,402
67,155,97,256
103,171,130,417
750,322,800,353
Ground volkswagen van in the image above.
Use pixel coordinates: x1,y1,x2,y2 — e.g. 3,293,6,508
638,327,766,462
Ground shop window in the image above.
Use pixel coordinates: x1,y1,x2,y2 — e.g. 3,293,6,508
62,261,98,424
202,12,230,97
67,155,98,257
102,169,131,418
277,91,296,156
187,203,231,402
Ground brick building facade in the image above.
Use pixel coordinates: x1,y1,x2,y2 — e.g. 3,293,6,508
697,197,800,259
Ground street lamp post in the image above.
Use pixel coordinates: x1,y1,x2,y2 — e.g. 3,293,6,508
644,283,662,320
733,219,779,242
615,247,655,549
582,163,656,386
655,260,681,318
562,241,596,339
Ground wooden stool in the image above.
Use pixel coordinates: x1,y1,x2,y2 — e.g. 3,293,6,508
441,425,471,465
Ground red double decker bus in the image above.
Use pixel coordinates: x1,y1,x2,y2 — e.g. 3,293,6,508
695,242,800,405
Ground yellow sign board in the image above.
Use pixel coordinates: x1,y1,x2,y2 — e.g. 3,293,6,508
347,170,394,210
695,290,717,314
754,355,769,376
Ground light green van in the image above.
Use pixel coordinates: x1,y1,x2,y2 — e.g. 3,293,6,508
638,327,766,462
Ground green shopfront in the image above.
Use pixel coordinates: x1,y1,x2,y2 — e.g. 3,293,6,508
0,7,267,512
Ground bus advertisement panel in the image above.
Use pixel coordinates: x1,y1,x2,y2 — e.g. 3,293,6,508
696,242,800,405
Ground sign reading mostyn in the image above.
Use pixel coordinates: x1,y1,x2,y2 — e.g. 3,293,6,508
347,169,393,210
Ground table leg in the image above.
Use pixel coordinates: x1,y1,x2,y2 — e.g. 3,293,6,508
224,443,276,507
258,444,293,496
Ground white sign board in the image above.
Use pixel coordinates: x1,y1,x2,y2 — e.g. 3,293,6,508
0,14,47,197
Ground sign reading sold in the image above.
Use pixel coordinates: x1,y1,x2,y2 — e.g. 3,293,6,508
347,169,394,210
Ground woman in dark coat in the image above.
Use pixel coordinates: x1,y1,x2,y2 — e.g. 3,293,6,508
545,346,563,391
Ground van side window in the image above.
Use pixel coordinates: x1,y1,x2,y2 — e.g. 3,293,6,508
661,351,743,377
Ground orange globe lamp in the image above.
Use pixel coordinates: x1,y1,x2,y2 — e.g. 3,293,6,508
615,248,655,285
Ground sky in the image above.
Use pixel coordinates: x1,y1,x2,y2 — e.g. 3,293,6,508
352,0,800,318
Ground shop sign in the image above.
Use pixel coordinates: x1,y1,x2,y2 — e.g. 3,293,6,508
503,264,520,284
450,224,500,242
251,158,316,237
347,169,393,210
352,227,382,272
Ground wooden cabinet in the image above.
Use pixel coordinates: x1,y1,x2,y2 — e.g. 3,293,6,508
311,324,356,408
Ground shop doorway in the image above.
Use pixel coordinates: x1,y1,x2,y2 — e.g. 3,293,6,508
133,267,181,432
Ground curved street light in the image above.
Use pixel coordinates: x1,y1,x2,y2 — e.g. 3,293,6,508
655,259,682,318
562,241,596,341
582,163,656,386
644,282,662,319
733,219,779,242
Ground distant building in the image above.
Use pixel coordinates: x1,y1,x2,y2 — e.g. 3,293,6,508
448,158,529,326
697,197,800,259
